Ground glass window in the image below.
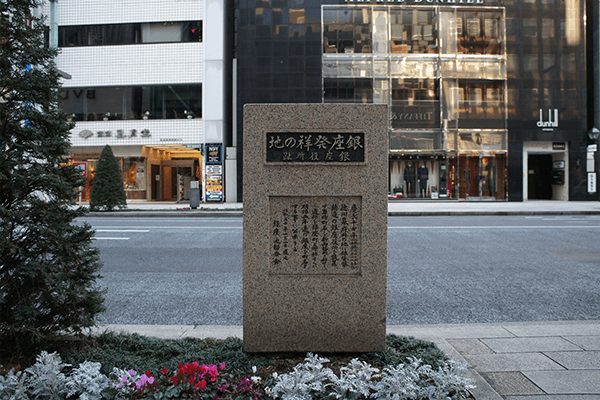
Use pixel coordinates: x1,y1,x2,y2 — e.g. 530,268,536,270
456,10,503,55
458,80,505,129
58,21,202,47
323,7,372,54
323,78,372,103
390,8,437,54
60,84,202,121
391,78,439,129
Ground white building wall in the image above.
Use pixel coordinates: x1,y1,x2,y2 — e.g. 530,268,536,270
43,0,202,26
46,0,210,147
58,43,203,87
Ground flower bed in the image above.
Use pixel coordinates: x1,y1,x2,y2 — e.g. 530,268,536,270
0,352,474,400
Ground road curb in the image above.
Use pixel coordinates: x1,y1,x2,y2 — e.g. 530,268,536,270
388,211,600,216
84,210,600,217
86,211,243,217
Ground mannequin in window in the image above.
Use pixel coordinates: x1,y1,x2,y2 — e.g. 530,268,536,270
404,162,416,198
418,162,429,198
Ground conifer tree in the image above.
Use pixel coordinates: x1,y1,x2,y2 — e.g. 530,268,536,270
89,145,127,211
0,0,105,353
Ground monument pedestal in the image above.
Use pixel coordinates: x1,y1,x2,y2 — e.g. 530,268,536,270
243,104,388,353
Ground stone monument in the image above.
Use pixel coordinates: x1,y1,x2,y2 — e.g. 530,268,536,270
243,104,388,353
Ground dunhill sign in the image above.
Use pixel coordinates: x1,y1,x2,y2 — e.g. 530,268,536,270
537,109,558,131
345,0,484,3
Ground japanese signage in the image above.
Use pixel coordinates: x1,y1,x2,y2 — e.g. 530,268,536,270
79,129,151,139
269,196,361,275
589,173,597,194
266,132,365,163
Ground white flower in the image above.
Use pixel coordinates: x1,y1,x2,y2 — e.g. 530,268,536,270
252,366,257,374
251,376,262,383
272,372,278,379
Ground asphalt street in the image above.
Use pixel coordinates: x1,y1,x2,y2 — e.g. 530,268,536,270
79,215,600,326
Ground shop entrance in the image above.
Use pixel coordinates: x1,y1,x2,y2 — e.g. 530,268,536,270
458,154,506,200
527,154,553,200
160,162,194,201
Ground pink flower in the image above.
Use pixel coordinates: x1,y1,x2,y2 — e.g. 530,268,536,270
220,362,226,370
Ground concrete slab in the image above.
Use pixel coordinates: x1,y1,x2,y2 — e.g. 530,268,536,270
387,323,515,339
480,371,544,396
545,352,600,370
447,339,495,355
565,336,600,351
463,353,564,372
522,370,600,395
92,324,243,339
503,322,600,338
482,337,584,353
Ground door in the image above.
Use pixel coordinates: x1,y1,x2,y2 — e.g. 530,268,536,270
459,154,501,199
528,154,553,199
151,164,160,200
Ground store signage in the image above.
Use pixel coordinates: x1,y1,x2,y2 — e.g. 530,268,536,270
588,144,598,152
78,129,151,139
266,132,365,163
204,143,223,201
205,143,223,164
552,142,566,150
73,162,87,176
537,109,558,131
391,111,434,121
552,160,565,169
345,0,484,3
589,173,597,194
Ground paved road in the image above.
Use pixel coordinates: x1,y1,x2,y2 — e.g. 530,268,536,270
79,215,600,326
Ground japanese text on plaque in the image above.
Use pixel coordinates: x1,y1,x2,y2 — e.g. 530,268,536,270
269,197,361,275
266,132,365,163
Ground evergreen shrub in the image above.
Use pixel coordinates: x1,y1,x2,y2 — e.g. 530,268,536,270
89,145,127,211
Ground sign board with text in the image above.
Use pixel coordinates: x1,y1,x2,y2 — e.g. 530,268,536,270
243,104,388,353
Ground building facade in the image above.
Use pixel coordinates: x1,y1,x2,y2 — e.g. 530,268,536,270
236,0,598,201
43,0,233,202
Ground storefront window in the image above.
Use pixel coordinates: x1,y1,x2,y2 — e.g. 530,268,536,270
122,158,146,191
60,84,202,121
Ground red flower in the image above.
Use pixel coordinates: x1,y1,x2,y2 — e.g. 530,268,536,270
196,380,207,389
171,376,178,386
145,369,152,377
161,368,168,375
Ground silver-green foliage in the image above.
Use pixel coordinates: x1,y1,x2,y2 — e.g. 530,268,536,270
0,351,111,400
272,354,475,400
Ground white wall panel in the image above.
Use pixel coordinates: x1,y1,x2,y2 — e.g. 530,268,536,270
58,43,202,87
44,0,203,26
204,0,224,60
69,119,203,147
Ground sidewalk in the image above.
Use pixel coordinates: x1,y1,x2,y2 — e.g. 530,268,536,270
84,199,600,217
93,320,600,400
